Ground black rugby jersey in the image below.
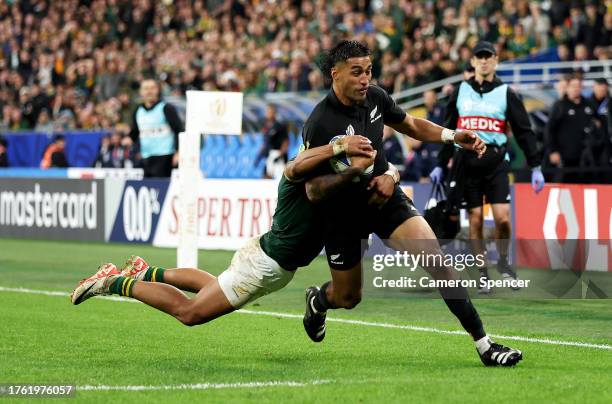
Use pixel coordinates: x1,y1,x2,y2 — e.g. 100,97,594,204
302,85,406,180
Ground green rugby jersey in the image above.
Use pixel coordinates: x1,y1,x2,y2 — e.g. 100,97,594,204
259,176,324,271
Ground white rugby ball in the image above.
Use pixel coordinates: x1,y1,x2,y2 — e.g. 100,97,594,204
329,135,374,176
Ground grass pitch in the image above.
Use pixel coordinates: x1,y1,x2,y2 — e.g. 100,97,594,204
1,238,612,403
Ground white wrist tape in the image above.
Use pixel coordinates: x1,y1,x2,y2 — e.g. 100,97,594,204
332,140,346,156
383,169,400,184
441,128,455,144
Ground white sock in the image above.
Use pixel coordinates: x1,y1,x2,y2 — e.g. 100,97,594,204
475,335,492,355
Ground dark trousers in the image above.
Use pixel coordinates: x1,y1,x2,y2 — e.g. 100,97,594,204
142,154,174,178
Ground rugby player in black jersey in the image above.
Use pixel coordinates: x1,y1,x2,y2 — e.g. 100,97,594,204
301,40,522,367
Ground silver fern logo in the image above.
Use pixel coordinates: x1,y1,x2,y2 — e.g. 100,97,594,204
346,124,355,136
370,105,378,119
370,105,381,123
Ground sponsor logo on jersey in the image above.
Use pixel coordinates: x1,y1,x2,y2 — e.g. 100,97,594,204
460,99,502,115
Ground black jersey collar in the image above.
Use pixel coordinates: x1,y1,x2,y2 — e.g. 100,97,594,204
141,99,163,111
327,87,370,110
468,76,503,94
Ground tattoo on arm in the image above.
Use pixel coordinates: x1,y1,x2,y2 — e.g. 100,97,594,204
305,167,363,203
284,145,333,182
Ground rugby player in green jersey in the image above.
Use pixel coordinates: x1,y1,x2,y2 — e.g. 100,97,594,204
70,135,376,326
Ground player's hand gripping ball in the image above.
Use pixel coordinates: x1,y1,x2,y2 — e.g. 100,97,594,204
329,135,375,175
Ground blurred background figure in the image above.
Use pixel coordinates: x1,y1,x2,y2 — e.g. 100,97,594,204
94,135,112,168
0,136,8,167
255,104,289,179
588,78,611,180
129,79,183,177
424,90,445,126
555,75,570,99
94,130,125,168
413,89,446,182
401,136,424,183
463,65,476,81
382,126,406,177
34,109,54,133
40,135,69,169
590,78,610,147
107,131,126,169
120,134,140,169
95,128,141,169
546,74,600,183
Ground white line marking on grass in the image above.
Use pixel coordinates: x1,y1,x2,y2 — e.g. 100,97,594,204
238,309,612,351
112,309,612,351
0,286,138,302
79,380,330,392
2,286,611,351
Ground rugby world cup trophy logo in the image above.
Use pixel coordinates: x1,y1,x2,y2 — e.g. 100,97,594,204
209,97,228,118
346,124,355,136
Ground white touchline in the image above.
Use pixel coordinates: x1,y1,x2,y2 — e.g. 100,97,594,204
238,309,612,351
78,380,330,391
2,286,612,351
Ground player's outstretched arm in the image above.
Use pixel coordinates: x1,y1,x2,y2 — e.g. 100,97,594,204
285,135,373,182
305,151,377,203
388,114,449,143
388,115,486,157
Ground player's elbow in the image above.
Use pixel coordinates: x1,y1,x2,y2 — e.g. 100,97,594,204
284,161,306,183
283,164,297,182
305,182,324,203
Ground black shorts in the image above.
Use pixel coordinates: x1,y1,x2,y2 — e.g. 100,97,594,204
143,154,174,178
324,186,421,270
462,147,510,209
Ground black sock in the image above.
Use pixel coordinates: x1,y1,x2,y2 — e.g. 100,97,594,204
313,281,331,312
439,286,486,340
499,254,508,266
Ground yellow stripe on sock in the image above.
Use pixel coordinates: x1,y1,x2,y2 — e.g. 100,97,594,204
126,279,135,297
151,267,158,283
121,278,129,296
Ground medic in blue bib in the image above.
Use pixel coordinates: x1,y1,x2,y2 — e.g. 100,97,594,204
429,41,544,294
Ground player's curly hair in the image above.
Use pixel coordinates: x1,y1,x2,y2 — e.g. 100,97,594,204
318,40,371,81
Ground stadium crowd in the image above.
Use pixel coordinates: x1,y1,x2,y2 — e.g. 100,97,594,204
1,0,611,131
0,0,610,181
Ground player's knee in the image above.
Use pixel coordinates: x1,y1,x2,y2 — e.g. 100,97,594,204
497,217,511,232
176,311,197,326
470,215,483,229
177,307,207,327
